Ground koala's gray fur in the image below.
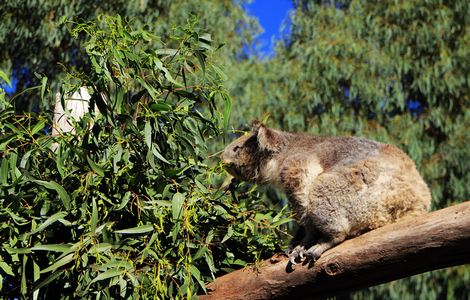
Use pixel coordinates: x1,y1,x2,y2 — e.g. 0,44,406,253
221,121,431,264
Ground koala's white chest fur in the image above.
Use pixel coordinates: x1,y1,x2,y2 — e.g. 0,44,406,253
261,159,281,185
296,158,324,207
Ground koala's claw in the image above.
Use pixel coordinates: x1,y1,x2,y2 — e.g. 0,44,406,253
303,244,326,262
288,246,306,265
289,256,297,265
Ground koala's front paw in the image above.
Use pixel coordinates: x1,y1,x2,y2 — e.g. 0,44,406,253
288,245,306,265
304,242,332,261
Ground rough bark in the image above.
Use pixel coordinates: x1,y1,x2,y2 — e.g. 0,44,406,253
199,201,470,300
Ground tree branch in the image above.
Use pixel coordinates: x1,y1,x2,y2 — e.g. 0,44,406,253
199,201,470,299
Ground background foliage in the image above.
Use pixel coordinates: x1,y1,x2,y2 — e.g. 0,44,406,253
0,0,259,112
1,0,469,299
227,0,470,298
0,15,288,299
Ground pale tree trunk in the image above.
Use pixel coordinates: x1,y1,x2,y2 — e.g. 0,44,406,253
51,87,96,151
199,201,470,300
52,87,92,135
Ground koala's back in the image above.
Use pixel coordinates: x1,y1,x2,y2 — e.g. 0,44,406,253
280,135,431,238
291,136,382,170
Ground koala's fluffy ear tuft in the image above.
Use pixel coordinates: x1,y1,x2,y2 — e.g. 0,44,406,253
250,119,278,152
250,119,262,130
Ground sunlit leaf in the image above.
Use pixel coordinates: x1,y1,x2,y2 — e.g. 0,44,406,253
32,180,71,211
115,225,154,234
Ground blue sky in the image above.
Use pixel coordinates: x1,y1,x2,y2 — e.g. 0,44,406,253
244,0,293,57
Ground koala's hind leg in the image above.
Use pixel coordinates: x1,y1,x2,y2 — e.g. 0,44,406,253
288,228,319,264
304,234,346,261
289,225,348,264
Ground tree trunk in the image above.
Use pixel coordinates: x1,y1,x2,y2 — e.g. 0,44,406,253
199,201,470,299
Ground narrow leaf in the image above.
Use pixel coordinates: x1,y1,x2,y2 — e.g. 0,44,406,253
40,76,48,102
0,70,11,87
222,93,232,132
172,193,185,220
87,156,104,176
115,224,153,234
40,253,74,274
33,180,71,210
221,226,234,243
31,120,46,135
89,269,125,285
31,244,73,253
0,261,14,276
91,197,98,233
31,211,68,234
144,121,152,149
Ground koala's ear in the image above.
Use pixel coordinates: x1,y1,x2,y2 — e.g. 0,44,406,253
251,120,278,152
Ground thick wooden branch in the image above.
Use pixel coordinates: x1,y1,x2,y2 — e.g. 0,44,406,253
199,201,470,299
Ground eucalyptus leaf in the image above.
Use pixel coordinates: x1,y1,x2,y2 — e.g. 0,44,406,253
115,225,154,234
32,180,71,211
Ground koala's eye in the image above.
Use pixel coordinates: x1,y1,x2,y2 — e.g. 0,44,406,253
233,145,241,153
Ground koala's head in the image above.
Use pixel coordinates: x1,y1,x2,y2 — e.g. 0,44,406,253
220,120,285,183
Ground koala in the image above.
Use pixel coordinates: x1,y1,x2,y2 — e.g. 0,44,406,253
221,121,431,265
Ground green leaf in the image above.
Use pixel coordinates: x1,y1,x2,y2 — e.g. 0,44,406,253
195,179,208,193
172,193,185,220
221,226,234,243
40,76,48,102
4,244,32,254
33,260,40,300
0,261,14,276
194,51,206,75
222,93,232,132
33,271,63,292
115,191,132,210
91,197,98,233
56,143,65,178
212,64,228,81
0,158,8,185
272,218,292,227
190,265,206,292
21,255,27,295
31,244,73,253
0,135,16,152
144,121,152,149
40,253,74,274
33,180,71,210
115,224,153,234
154,48,178,55
150,102,172,112
192,246,207,261
20,149,33,168
87,156,104,176
152,146,170,164
89,269,125,285
31,211,68,234
0,70,11,87
31,120,46,135
89,243,113,253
